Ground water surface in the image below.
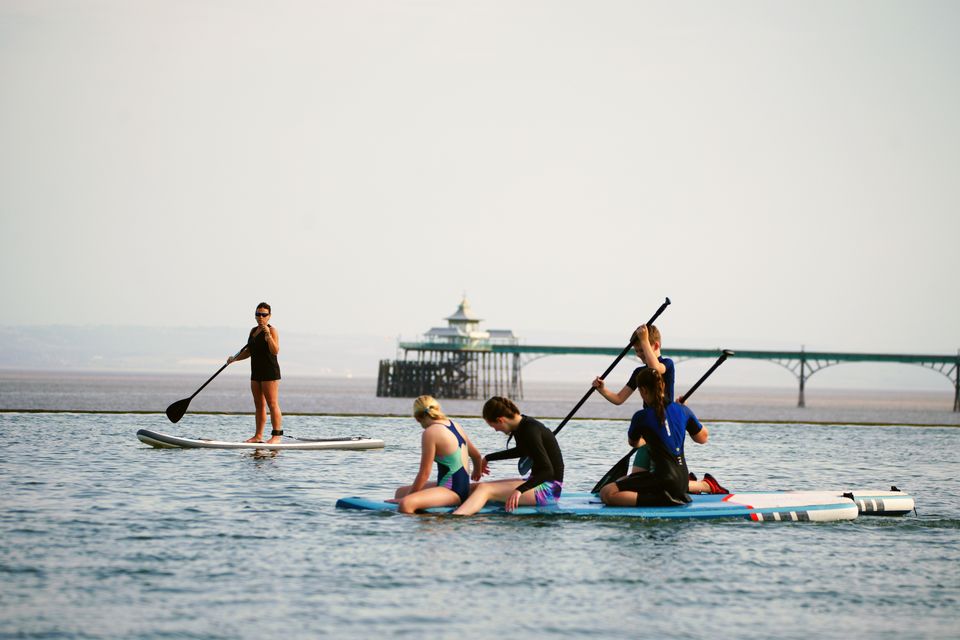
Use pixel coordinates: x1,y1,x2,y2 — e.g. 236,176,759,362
1,411,957,639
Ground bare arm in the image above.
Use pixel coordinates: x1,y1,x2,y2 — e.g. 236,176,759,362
410,429,437,493
593,378,634,405
458,425,485,479
691,425,709,445
636,325,665,375
228,333,253,363
263,326,279,355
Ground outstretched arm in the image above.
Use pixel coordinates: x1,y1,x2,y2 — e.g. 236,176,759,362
593,377,634,405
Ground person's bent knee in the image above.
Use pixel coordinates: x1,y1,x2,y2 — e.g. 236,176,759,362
599,483,618,503
398,497,416,514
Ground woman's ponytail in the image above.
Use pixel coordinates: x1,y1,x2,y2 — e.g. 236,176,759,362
635,368,667,426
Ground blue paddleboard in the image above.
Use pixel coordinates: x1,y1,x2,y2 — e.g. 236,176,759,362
335,490,863,522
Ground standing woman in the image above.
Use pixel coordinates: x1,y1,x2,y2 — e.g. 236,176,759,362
393,396,483,514
227,302,282,444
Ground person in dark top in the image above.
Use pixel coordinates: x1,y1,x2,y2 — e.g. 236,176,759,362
227,302,282,443
592,324,675,474
599,368,709,507
452,397,564,516
593,324,675,408
591,324,727,494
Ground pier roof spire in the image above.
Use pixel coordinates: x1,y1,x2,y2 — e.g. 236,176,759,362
445,295,481,324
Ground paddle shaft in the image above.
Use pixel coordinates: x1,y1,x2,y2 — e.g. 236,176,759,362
516,297,671,474
166,345,249,423
677,350,732,404
590,349,734,494
190,346,246,400
552,296,672,438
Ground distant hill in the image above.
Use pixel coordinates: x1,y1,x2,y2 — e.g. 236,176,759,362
0,325,952,391
0,325,396,377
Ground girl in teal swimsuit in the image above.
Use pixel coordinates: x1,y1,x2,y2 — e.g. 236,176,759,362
394,396,484,514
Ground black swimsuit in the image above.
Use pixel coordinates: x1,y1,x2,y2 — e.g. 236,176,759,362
247,328,281,382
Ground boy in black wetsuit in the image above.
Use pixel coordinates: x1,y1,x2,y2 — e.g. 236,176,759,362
452,397,564,516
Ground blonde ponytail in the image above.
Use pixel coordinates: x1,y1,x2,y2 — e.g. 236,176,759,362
413,395,445,422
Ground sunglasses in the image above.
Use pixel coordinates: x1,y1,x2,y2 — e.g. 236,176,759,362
255,312,270,318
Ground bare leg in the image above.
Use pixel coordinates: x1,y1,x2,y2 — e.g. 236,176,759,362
600,482,638,506
392,482,438,501
246,380,266,442
261,380,282,443
689,479,710,494
452,479,538,516
397,486,462,514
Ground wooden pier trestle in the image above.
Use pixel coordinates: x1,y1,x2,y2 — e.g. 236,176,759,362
377,350,522,400
377,297,525,400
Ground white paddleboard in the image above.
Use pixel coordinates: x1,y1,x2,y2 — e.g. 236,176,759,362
136,428,384,451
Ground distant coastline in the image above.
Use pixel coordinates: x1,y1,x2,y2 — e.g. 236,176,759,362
2,369,957,427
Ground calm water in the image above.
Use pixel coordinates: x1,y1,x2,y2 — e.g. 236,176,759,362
2,406,959,639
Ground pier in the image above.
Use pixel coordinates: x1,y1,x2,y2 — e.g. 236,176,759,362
377,300,960,411
377,298,522,399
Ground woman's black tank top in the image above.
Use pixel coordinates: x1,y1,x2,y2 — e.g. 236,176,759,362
248,328,281,382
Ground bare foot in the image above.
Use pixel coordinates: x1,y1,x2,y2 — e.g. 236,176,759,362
266,436,282,444
245,436,264,443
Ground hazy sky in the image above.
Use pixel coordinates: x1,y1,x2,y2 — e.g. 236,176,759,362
2,1,958,362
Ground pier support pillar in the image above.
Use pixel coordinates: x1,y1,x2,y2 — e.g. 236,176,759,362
797,349,806,408
954,351,959,412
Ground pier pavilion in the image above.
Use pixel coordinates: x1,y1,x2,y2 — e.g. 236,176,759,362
376,298,523,399
378,301,959,411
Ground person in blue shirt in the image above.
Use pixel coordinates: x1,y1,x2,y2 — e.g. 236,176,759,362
593,324,674,470
599,367,710,507
593,323,727,495
593,324,675,407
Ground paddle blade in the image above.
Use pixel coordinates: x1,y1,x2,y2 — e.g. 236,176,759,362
165,398,191,423
518,456,532,476
591,451,632,494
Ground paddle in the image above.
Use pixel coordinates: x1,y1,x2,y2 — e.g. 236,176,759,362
517,297,671,475
165,346,246,423
589,348,734,494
